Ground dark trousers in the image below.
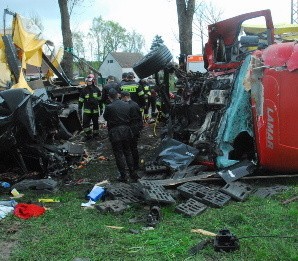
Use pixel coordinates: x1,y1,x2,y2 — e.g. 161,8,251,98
82,113,99,136
131,136,140,169
111,139,134,177
144,96,157,116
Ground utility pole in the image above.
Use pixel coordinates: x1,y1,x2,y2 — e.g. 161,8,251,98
291,0,298,24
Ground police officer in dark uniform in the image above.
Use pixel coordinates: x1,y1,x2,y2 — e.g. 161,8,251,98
121,91,143,170
120,72,145,109
102,75,120,105
78,74,102,140
103,88,138,182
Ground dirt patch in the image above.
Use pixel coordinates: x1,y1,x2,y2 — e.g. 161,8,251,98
0,221,21,261
68,123,162,184
0,240,18,260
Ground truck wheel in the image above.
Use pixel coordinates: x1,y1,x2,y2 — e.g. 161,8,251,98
133,45,173,79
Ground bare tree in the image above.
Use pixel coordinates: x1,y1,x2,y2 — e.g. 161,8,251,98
193,1,223,52
176,0,196,55
101,20,127,55
89,16,105,61
29,12,44,33
73,31,85,58
124,30,145,53
68,0,84,15
90,16,142,61
58,0,73,80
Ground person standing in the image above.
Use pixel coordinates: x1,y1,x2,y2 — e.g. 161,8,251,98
120,72,145,109
139,78,150,122
102,75,120,105
120,72,128,86
78,74,102,141
139,78,157,122
103,88,138,182
121,91,143,170
147,77,158,118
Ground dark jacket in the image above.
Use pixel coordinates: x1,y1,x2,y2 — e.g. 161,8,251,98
120,79,128,86
78,84,102,114
103,99,132,142
102,81,120,105
127,100,143,136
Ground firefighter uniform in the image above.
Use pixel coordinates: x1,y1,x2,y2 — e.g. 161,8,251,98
78,75,102,140
120,72,145,108
141,79,157,120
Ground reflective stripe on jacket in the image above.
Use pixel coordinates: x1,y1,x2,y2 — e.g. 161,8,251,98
78,85,102,114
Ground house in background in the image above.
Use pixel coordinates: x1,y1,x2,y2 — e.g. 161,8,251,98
99,52,143,83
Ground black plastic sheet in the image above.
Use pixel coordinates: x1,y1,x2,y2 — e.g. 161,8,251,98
156,137,199,171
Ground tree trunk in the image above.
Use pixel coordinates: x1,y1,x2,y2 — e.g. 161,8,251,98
176,0,195,56
58,0,73,80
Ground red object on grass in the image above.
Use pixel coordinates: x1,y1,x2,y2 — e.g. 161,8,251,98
14,203,46,219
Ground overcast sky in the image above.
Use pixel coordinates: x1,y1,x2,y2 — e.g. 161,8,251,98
1,0,292,59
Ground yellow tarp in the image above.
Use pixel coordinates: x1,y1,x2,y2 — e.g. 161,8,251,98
9,14,47,92
0,35,11,89
11,70,33,92
243,23,298,41
0,36,6,63
47,47,64,78
279,33,298,41
12,14,46,68
0,63,11,89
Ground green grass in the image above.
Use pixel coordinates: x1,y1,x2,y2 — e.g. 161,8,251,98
1,183,297,261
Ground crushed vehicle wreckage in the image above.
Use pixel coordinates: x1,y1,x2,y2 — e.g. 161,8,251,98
133,9,298,176
0,88,82,177
0,9,84,180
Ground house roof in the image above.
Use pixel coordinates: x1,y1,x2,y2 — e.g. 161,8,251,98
110,52,143,68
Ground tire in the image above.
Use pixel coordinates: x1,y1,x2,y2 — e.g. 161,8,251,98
133,45,173,79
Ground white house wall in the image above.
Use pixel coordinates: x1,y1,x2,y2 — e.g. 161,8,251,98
99,53,140,83
99,53,122,82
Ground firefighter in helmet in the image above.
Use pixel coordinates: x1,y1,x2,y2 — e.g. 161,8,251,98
78,74,102,141
120,72,145,109
140,77,157,122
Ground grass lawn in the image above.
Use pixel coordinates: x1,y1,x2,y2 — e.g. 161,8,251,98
1,178,297,261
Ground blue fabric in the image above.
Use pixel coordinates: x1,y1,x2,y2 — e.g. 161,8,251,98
216,56,254,168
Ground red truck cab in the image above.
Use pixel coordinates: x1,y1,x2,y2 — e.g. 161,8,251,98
133,9,298,173
252,42,298,171
204,9,298,172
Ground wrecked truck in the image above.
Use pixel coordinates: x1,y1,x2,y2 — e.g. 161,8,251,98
133,9,298,173
0,88,72,176
0,10,83,178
